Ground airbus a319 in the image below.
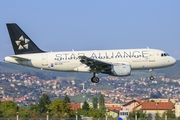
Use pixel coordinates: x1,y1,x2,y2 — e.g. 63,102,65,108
4,23,176,83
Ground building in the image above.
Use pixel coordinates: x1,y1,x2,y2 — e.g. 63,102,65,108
106,103,122,110
175,101,180,117
122,99,143,112
137,101,174,116
149,98,178,104
119,110,129,120
69,103,81,111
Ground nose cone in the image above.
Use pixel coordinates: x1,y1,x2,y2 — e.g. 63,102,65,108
169,57,176,65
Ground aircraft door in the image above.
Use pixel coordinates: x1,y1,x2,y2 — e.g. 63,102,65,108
42,54,48,67
149,51,155,62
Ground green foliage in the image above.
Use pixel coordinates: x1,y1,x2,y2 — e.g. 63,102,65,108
82,100,90,111
0,93,177,120
0,94,74,118
88,109,105,118
78,108,105,118
29,103,40,117
29,103,37,111
99,94,105,109
92,96,98,109
162,110,176,119
128,110,147,119
18,107,31,118
37,94,51,113
155,113,161,120
48,99,70,118
147,113,153,120
64,95,71,103
0,101,17,118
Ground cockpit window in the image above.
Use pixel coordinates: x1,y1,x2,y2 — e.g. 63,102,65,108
161,53,169,57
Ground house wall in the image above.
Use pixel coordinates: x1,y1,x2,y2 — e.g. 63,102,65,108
175,102,180,117
123,101,140,112
149,98,178,104
143,110,166,116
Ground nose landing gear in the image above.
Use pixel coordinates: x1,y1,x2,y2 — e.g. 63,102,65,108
149,69,154,80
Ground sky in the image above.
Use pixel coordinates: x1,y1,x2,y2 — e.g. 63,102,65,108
0,0,180,61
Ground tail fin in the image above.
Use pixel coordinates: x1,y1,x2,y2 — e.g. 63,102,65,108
6,23,44,55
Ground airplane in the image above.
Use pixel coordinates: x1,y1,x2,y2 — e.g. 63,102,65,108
4,23,176,83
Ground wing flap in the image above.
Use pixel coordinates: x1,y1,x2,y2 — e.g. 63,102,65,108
78,56,111,71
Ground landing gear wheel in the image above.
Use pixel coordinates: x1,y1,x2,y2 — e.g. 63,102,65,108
150,76,154,80
91,77,99,83
148,69,154,80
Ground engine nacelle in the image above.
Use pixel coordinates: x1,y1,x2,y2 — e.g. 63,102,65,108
110,63,131,76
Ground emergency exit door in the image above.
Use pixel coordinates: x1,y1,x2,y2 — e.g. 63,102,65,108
42,55,48,66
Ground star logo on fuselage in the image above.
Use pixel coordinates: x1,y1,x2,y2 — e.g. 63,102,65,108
15,36,30,50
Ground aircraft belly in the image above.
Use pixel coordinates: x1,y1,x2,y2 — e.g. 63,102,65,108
30,56,43,68
67,64,79,71
47,61,79,72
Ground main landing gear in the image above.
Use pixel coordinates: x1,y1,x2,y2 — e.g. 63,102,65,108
91,73,99,83
149,69,154,80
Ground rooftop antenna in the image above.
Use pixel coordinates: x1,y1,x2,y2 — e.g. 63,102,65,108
147,46,149,49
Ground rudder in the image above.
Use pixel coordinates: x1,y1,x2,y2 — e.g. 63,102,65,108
6,23,44,55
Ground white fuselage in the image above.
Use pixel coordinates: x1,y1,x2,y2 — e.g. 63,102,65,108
4,48,176,74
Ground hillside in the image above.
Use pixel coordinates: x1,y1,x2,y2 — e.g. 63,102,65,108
0,60,179,80
155,60,180,79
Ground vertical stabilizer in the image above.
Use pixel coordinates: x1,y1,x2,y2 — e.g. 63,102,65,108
6,23,44,55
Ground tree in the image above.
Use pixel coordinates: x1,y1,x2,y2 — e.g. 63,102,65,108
29,103,40,117
64,95,71,103
88,109,105,118
99,94,105,109
0,101,17,118
18,107,31,118
82,100,90,111
147,113,153,120
155,113,161,120
138,110,146,119
92,96,98,109
37,94,51,113
162,110,175,119
48,99,70,117
128,110,146,120
29,103,38,111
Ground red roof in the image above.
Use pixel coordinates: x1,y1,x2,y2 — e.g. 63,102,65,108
123,99,143,106
108,106,122,111
69,103,81,111
141,102,174,110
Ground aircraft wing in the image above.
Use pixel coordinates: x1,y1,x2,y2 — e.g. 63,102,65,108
78,56,112,71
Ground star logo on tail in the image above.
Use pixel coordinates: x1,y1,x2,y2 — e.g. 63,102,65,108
15,36,30,50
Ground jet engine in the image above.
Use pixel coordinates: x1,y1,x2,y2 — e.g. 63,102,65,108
110,63,131,76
